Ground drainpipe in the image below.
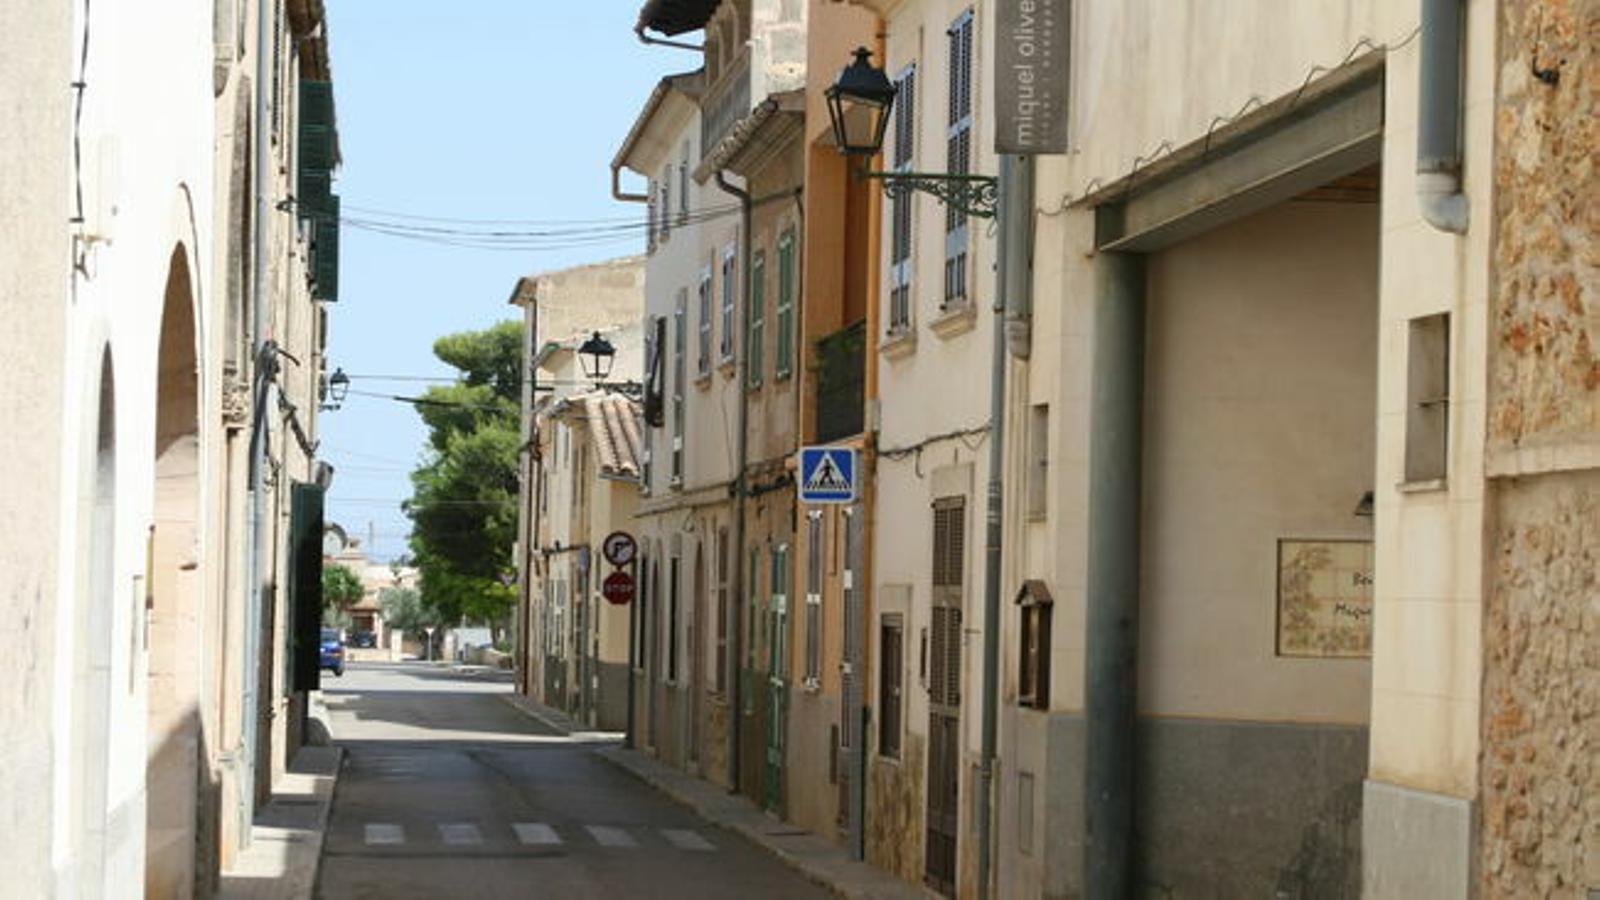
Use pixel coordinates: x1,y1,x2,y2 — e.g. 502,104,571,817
715,169,753,793
242,0,276,827
1003,157,1035,359
609,166,646,748
1083,251,1145,899
1417,0,1469,234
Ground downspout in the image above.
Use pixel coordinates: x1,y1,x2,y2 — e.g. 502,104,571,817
242,0,275,824
1003,157,1036,359
1083,251,1146,898
610,166,646,747
1417,0,1469,233
977,153,1028,899
715,168,752,793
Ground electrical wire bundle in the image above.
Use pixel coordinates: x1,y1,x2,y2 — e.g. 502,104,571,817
331,200,745,253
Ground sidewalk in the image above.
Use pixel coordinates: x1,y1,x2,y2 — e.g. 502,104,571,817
217,744,342,900
498,692,930,900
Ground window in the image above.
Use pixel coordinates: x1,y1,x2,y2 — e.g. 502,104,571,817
1027,404,1049,519
929,497,965,710
668,556,681,682
720,246,737,361
715,528,729,693
1405,313,1450,483
697,266,713,378
771,543,790,678
879,614,903,757
1016,580,1052,709
804,512,824,685
775,230,796,379
660,167,672,240
672,290,687,483
748,250,766,388
678,141,691,224
943,11,974,309
889,64,917,333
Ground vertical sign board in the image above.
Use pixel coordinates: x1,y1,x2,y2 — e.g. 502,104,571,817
994,0,1070,155
799,446,858,504
290,482,326,693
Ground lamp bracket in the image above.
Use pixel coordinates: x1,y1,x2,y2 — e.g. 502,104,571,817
860,170,999,218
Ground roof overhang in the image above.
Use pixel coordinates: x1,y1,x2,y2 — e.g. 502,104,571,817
694,90,806,181
636,0,720,37
612,70,705,176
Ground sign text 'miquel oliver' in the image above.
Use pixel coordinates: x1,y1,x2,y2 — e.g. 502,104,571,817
995,0,1069,155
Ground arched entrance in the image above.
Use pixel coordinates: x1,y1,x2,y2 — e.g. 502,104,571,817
146,246,204,899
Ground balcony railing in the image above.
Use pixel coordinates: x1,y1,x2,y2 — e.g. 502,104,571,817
701,55,751,154
814,321,866,444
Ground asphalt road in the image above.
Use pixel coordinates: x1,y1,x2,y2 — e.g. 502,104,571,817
315,661,828,900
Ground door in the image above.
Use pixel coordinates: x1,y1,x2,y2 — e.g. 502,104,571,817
764,544,790,813
925,497,965,896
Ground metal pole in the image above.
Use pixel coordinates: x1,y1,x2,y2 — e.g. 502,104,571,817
625,555,637,748
976,152,1029,900
715,170,752,793
1084,251,1145,899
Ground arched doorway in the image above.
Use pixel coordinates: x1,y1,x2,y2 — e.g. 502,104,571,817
146,246,204,899
66,351,118,896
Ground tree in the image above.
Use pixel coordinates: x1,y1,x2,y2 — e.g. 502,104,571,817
406,321,521,637
379,586,438,634
322,563,366,613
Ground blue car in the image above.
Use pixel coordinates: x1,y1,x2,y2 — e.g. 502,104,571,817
319,627,345,677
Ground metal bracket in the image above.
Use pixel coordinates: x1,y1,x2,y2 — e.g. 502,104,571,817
862,170,999,219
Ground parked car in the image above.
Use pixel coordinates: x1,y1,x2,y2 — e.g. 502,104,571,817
349,630,377,649
320,627,345,677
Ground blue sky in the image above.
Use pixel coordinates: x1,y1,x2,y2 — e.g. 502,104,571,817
319,2,688,561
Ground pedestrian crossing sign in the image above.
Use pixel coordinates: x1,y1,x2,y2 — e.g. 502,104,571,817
798,446,858,504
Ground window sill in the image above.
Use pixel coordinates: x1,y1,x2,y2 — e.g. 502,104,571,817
695,369,713,389
718,357,736,376
1396,477,1448,494
801,677,821,693
881,327,917,360
929,300,978,339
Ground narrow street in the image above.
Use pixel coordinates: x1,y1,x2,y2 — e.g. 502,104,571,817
315,662,828,899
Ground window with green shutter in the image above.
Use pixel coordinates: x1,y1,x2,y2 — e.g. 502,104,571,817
747,250,766,389
775,229,795,380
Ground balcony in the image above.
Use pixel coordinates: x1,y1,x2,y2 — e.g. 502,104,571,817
814,321,866,444
701,54,751,154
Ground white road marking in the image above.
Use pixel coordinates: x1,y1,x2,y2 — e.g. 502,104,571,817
585,825,638,848
661,828,715,851
513,823,562,846
438,823,483,845
364,823,404,845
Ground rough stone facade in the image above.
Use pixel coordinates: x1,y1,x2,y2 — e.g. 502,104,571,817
1488,0,1600,449
1480,474,1600,897
866,733,925,885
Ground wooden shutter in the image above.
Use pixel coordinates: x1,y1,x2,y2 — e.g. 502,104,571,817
879,615,903,757
929,497,965,710
289,482,325,693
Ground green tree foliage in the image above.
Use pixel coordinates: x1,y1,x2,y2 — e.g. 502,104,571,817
406,320,521,633
322,563,366,612
378,586,439,634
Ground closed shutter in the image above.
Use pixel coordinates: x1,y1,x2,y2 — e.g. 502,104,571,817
944,11,974,307
929,497,965,710
289,482,325,692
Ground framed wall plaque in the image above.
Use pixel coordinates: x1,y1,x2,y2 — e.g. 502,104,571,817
1276,539,1374,658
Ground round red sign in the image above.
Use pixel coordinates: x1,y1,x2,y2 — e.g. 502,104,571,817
601,571,636,605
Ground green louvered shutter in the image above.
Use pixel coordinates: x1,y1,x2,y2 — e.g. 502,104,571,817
312,195,340,302
297,81,336,219
289,482,325,692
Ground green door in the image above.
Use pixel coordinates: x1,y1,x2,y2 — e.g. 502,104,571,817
764,545,790,813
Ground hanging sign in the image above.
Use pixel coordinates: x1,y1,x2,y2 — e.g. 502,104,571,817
602,571,637,605
994,0,1069,155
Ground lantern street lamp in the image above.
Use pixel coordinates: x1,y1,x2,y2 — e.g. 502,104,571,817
578,331,617,383
321,367,350,411
826,47,998,219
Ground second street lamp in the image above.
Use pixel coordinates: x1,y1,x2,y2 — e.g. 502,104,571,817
578,331,617,383
827,47,998,219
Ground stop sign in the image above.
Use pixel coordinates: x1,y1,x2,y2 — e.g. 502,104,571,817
602,571,636,605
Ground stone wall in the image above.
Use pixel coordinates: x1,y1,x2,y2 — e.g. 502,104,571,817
867,733,926,885
1488,0,1600,450
1480,473,1600,896
1482,2,1600,896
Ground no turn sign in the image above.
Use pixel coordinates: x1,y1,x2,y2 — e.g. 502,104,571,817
602,570,636,605
602,531,637,567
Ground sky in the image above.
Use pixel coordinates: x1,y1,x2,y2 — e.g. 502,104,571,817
319,2,688,561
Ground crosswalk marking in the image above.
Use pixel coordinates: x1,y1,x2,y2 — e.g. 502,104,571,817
364,824,404,845
513,823,562,846
661,828,715,851
585,825,638,848
438,823,483,845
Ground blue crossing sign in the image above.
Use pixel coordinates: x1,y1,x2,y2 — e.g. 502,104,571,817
798,446,858,504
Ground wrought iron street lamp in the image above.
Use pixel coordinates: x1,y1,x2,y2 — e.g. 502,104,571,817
321,367,349,411
578,331,617,382
827,47,998,219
